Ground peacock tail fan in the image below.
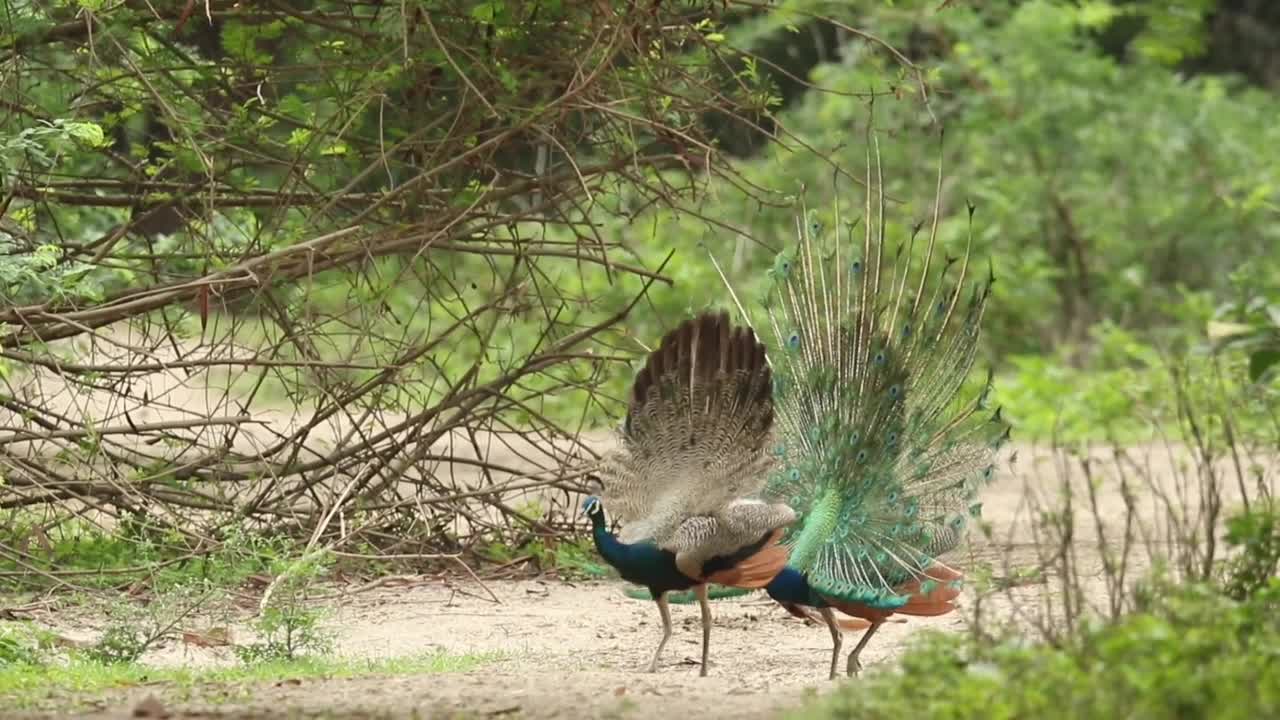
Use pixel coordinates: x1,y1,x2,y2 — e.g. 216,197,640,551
595,310,794,568
762,137,1012,610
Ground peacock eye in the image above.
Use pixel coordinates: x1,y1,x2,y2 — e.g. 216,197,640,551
874,351,886,365
787,332,801,350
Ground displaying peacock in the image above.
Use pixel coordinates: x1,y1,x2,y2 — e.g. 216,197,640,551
740,144,1012,680
584,311,797,676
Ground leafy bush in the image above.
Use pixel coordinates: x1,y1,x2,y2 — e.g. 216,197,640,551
794,579,1280,720
1220,504,1280,603
995,322,1280,442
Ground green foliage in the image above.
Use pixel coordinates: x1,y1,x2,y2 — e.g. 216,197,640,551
1209,265,1280,383
0,514,293,593
1221,503,1280,602
0,623,56,668
793,579,1280,720
832,0,1280,355
479,535,608,580
1001,333,1279,443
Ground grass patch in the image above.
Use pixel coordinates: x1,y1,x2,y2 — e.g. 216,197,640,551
0,649,500,711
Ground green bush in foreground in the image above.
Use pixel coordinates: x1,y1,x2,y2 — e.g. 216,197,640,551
793,579,1280,720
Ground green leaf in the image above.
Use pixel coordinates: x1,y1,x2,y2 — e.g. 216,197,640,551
1077,1,1121,28
1248,349,1280,383
65,121,106,148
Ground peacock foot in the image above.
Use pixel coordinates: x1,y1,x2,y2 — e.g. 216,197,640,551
846,657,863,677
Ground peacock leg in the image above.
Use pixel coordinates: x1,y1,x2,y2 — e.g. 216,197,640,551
846,620,883,677
819,608,843,681
695,584,712,677
647,592,673,673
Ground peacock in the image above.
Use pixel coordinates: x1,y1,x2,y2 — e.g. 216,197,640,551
734,143,1012,680
584,310,797,676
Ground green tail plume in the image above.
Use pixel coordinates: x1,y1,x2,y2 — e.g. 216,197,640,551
623,586,756,603
760,135,1011,609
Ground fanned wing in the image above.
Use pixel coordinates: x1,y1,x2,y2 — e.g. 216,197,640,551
762,137,1011,609
598,311,794,562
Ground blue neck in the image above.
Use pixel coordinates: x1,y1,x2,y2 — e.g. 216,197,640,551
587,508,698,596
587,509,630,568
765,566,826,607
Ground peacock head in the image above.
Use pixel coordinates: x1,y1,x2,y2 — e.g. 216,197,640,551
582,494,604,521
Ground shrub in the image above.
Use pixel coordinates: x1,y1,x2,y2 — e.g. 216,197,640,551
793,579,1280,720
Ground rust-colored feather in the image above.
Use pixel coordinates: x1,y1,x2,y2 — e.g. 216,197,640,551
702,528,789,589
823,564,963,622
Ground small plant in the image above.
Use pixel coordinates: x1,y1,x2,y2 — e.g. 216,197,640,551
234,550,335,664
83,584,214,665
83,623,150,666
0,623,53,667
